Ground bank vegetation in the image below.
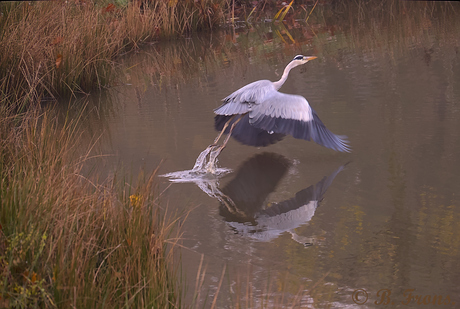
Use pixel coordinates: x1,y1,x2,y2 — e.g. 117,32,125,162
0,0,458,307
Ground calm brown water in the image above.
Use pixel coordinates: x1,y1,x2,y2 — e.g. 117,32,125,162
82,9,460,308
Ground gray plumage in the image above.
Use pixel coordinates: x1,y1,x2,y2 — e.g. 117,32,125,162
214,55,350,152
218,153,348,244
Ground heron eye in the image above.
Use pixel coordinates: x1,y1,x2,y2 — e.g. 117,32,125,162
293,55,304,60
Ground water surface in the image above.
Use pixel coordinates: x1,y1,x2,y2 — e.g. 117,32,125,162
82,9,460,308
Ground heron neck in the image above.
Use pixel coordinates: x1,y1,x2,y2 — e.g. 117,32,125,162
272,61,298,90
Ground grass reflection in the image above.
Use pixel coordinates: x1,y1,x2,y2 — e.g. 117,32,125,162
118,1,459,93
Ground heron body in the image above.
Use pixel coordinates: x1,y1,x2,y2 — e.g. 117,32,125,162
214,55,350,152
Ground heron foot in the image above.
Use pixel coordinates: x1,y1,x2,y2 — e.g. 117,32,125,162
205,145,224,174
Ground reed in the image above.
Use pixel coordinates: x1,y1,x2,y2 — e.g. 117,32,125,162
0,0,228,109
0,105,182,308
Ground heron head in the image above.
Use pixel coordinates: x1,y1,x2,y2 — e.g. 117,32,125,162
292,55,317,64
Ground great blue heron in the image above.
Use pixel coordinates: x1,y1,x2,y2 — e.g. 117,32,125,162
213,55,350,152
217,152,347,246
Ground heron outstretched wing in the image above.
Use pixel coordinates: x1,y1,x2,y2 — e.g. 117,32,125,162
215,114,285,147
249,92,350,152
214,80,274,115
259,163,347,218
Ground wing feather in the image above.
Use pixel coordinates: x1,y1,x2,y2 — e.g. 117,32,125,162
214,80,274,115
213,80,350,152
250,92,313,122
215,114,285,147
249,92,350,152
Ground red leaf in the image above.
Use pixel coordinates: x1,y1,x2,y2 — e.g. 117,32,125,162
31,272,37,283
56,54,63,68
51,36,63,46
102,3,116,13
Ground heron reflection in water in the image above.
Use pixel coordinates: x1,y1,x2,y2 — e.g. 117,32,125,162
205,153,347,246
202,55,350,172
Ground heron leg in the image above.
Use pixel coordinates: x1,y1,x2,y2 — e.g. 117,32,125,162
212,115,236,146
220,116,242,149
206,115,242,173
206,145,223,173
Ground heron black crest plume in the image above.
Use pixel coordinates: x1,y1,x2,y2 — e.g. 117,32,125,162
213,55,350,152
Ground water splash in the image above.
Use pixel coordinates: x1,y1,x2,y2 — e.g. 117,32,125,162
161,145,232,185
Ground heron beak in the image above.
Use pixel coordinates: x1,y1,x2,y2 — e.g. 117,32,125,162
304,56,317,61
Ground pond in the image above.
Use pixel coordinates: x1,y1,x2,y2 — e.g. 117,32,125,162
80,6,460,308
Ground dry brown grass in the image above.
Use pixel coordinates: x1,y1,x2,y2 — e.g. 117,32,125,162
0,105,183,308
0,0,228,108
0,1,229,306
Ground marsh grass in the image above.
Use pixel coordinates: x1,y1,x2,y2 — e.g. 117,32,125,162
187,261,336,308
0,0,228,109
1,1,458,307
2,0,452,109
0,105,182,308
